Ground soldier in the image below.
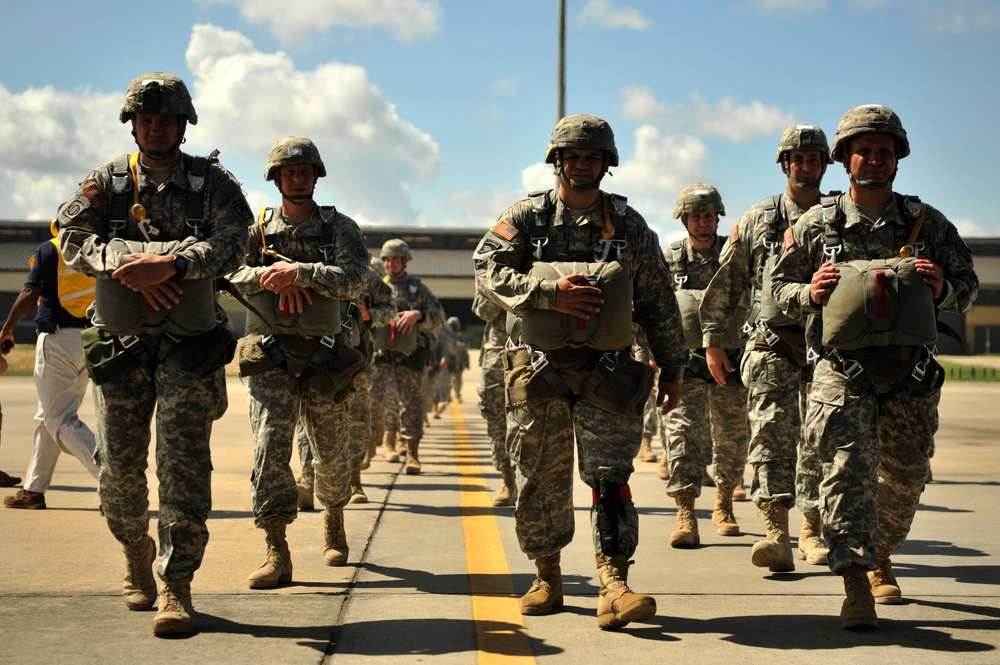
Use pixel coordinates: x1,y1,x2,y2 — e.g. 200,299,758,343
475,114,687,630
770,105,977,628
661,184,750,548
57,73,251,635
445,316,470,403
473,292,516,506
1,221,99,511
701,125,835,572
370,239,445,474
229,137,368,588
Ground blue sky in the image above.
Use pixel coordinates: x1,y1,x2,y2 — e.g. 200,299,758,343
1,0,997,243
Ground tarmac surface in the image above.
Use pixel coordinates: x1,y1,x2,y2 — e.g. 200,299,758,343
1,360,998,664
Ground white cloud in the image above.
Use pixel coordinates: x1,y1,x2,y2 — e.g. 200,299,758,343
688,93,794,142
575,0,652,30
744,0,826,13
0,83,127,219
198,0,441,43
186,23,441,226
912,0,1000,33
491,76,519,97
953,217,994,238
620,85,672,126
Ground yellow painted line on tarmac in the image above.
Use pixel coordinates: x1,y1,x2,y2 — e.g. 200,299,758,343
451,403,536,664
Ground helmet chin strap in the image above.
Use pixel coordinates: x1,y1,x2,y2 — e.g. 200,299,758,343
276,178,316,205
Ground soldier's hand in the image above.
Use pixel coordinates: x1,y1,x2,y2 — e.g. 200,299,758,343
705,346,732,387
914,258,945,300
656,376,682,414
112,253,176,289
137,281,183,311
261,261,299,292
358,298,371,322
554,273,603,318
809,262,840,305
278,285,313,314
396,309,422,335
0,354,8,375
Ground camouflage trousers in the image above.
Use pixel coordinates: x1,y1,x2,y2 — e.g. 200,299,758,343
741,346,821,511
297,363,374,471
507,395,643,560
662,376,749,496
370,361,401,436
449,369,463,401
806,358,938,574
372,361,424,445
477,348,510,470
248,368,351,527
641,391,659,438
94,364,227,580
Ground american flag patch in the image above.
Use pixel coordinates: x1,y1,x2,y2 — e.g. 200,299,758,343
729,224,739,244
783,226,795,250
492,220,518,241
82,182,107,207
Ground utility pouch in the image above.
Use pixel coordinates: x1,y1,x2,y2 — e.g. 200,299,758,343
80,326,145,385
236,334,278,378
501,346,572,411
303,342,367,403
161,325,237,378
580,350,655,417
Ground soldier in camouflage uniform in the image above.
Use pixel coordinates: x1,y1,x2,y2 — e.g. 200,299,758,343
446,316,470,402
475,114,687,630
371,239,445,474
473,292,516,506
57,73,252,636
228,137,367,587
661,184,750,548
295,264,395,507
701,124,834,572
770,105,978,629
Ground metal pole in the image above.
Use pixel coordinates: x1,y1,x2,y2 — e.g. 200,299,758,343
557,0,566,121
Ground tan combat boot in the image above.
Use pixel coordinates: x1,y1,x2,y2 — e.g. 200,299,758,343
122,535,157,611
360,430,375,470
405,440,422,475
656,454,670,481
751,500,794,572
669,491,699,548
380,431,400,463
841,564,878,629
797,512,829,565
712,485,741,536
636,433,657,463
868,554,902,605
248,521,292,589
732,483,748,501
152,577,194,636
349,468,368,504
296,466,315,511
492,467,517,507
323,507,349,566
519,553,563,615
595,553,656,630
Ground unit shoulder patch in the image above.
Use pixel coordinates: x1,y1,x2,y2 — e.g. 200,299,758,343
492,220,518,241
783,226,795,250
82,182,107,208
729,224,739,244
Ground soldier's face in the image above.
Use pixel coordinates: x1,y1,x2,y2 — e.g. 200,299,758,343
278,164,317,199
684,212,718,240
783,150,826,191
560,148,604,190
384,256,407,278
847,133,897,189
133,113,180,153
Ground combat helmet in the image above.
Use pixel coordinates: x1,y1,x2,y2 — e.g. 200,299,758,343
447,316,461,330
544,114,619,166
673,183,725,219
380,238,413,261
830,104,909,163
776,124,833,164
119,73,197,124
265,137,327,181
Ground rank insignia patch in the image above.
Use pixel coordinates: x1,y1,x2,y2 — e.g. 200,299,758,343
783,226,795,250
492,220,518,241
82,182,107,207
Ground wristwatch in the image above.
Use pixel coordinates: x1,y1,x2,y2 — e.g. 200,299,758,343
171,254,189,279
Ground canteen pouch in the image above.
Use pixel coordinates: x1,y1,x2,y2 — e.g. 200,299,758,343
236,334,278,378
513,261,633,351
581,351,656,418
501,346,572,411
80,327,145,385
304,342,367,403
822,257,937,349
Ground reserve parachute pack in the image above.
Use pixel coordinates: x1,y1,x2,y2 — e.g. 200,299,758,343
372,275,420,355
818,194,937,349
243,206,344,338
507,190,635,352
669,238,748,350
756,195,800,329
93,238,217,336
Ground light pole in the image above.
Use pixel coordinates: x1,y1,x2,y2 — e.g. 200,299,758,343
557,0,566,122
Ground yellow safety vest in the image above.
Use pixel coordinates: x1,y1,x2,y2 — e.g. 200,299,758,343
29,237,96,319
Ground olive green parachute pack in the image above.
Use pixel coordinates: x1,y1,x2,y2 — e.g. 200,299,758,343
668,238,748,350
372,274,421,356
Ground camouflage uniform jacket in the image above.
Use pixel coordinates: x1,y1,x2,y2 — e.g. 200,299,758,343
473,292,507,367
363,267,397,329
770,192,978,327
385,273,445,335
58,152,251,288
474,189,687,382
701,194,810,348
664,235,725,294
